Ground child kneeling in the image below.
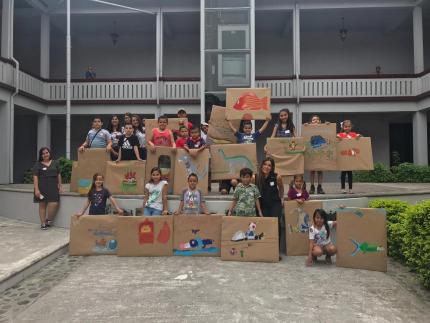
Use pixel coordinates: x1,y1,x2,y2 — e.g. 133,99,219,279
306,209,337,266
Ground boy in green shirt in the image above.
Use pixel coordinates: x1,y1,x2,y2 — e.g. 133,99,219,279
227,168,263,217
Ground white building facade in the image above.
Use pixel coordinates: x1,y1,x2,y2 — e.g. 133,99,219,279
0,0,429,183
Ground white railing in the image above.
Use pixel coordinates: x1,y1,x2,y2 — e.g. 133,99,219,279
255,79,294,99
300,78,418,98
421,72,430,95
0,59,14,87
162,80,200,100
19,71,45,99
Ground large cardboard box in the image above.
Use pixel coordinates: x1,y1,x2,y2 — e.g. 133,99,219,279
173,215,222,257
173,149,210,195
226,88,271,120
221,216,279,262
336,208,387,272
336,137,374,171
207,106,239,144
146,146,176,193
301,123,337,171
266,138,306,176
76,148,110,195
104,161,146,195
69,215,118,256
210,144,257,180
284,200,323,256
117,216,173,256
70,161,78,192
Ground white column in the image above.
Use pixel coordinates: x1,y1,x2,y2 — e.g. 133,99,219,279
37,115,51,151
250,0,255,87
0,102,11,184
413,6,424,74
40,14,50,78
413,111,428,166
293,4,301,134
200,0,205,123
1,0,12,58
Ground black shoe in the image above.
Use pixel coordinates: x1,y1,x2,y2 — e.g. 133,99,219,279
41,224,48,230
317,185,325,194
45,220,52,227
309,185,315,194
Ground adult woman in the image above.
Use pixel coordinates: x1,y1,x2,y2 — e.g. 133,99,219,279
131,114,147,160
107,115,122,160
254,157,284,258
33,147,62,230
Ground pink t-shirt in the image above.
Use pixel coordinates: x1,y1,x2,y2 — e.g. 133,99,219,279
152,128,173,147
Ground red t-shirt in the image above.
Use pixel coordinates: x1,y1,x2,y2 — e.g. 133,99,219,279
337,132,359,139
175,137,188,149
152,128,173,147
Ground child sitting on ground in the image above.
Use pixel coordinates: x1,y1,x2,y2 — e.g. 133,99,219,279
79,116,112,152
306,209,337,266
175,126,189,149
147,115,176,151
184,126,206,156
287,174,310,204
227,168,263,217
174,173,210,215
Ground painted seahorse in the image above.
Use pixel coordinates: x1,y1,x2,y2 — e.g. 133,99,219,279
178,154,209,179
350,239,385,256
218,149,254,174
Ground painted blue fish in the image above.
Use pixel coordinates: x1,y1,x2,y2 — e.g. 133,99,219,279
310,135,327,149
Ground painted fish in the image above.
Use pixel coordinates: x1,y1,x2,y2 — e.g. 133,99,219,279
233,93,269,111
310,135,327,149
350,239,385,256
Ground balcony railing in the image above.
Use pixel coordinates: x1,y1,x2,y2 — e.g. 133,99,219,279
0,58,428,103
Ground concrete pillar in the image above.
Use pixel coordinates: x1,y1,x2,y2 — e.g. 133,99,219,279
413,6,424,74
37,115,51,152
412,111,428,166
40,14,50,78
1,0,13,58
0,101,12,184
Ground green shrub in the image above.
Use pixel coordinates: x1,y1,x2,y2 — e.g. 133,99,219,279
369,199,411,261
355,162,430,183
354,162,395,182
402,200,430,289
23,169,34,184
22,157,73,184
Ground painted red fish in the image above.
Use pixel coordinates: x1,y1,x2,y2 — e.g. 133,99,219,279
233,92,269,111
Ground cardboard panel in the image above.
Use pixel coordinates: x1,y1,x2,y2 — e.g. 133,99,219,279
284,200,323,256
104,161,146,195
70,161,78,192
173,149,210,195
301,123,337,171
207,106,239,144
210,144,257,180
69,215,118,256
226,88,271,120
117,216,173,256
221,216,279,262
336,137,374,171
145,147,176,193
336,208,387,272
76,148,110,195
173,215,222,257
266,138,306,175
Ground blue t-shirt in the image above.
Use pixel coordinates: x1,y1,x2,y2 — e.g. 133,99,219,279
235,131,261,144
89,188,111,215
87,129,111,148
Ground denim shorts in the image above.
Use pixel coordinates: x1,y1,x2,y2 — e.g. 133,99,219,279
144,207,162,216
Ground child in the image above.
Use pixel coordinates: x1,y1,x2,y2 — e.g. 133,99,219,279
200,122,209,141
306,209,337,266
227,168,263,217
304,115,326,194
147,115,176,152
184,126,206,156
177,108,193,132
174,173,210,215
175,126,189,149
79,116,112,152
287,174,310,203
337,120,361,194
107,115,122,160
131,114,147,160
116,124,143,161
228,117,270,144
143,167,169,216
78,173,123,216
270,108,295,138
121,112,132,133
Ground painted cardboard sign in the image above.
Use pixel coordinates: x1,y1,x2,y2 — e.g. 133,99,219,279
226,88,271,120
266,137,306,176
173,149,210,195
221,216,279,262
173,215,222,257
210,144,257,180
336,137,374,171
76,148,110,195
207,106,239,144
301,123,337,171
336,208,387,272
117,216,173,256
145,146,176,194
104,161,146,195
69,215,118,256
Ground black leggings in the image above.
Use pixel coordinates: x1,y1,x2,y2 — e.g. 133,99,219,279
262,201,283,251
341,171,353,189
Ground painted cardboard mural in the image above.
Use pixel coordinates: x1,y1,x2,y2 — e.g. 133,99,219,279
221,216,279,262
104,161,146,195
336,137,374,171
207,106,240,144
75,148,110,195
69,215,118,256
226,88,271,120
173,215,222,257
266,137,306,175
117,216,173,256
173,149,210,195
210,144,257,180
146,147,176,194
